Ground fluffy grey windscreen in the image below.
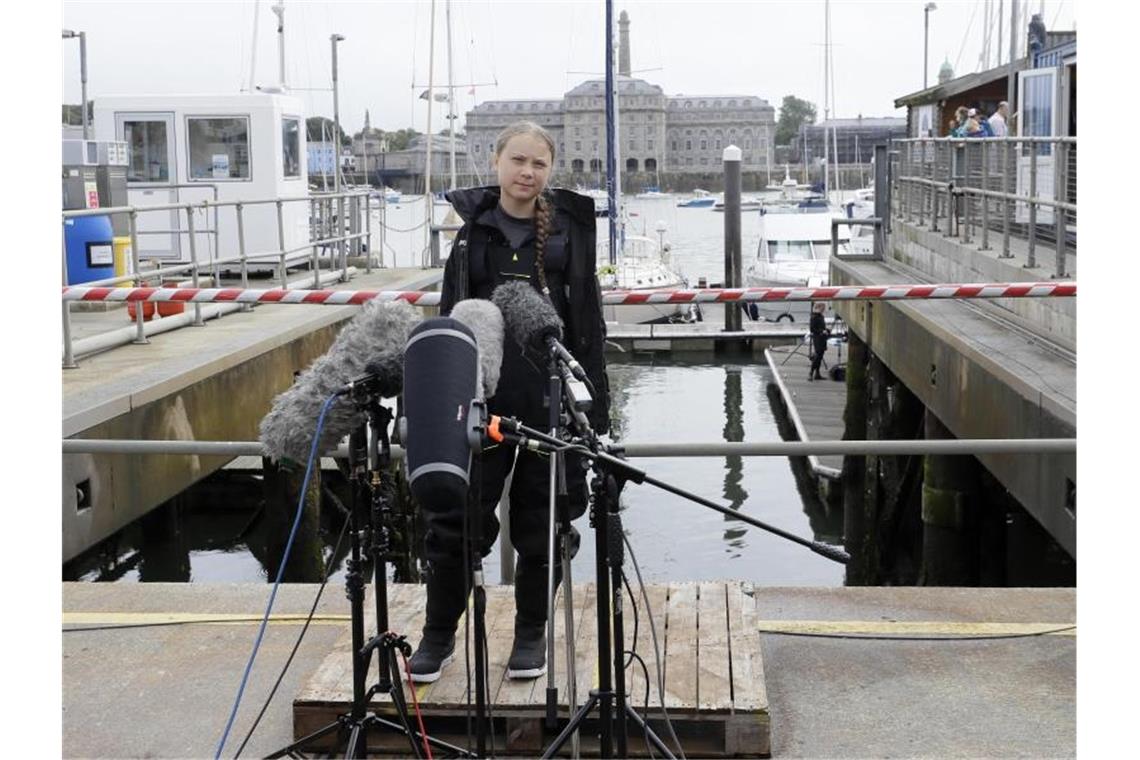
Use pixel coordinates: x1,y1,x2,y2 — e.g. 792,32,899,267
450,298,505,398
258,299,420,463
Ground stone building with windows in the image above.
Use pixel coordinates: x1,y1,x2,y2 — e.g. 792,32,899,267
463,11,775,181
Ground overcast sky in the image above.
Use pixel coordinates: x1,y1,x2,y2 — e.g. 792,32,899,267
61,0,1076,135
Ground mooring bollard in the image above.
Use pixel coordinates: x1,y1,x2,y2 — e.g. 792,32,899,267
723,145,742,334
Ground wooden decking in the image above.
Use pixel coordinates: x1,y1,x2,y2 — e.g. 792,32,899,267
294,581,769,757
764,343,848,477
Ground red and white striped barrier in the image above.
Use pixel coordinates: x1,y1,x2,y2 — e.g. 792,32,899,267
61,281,1076,307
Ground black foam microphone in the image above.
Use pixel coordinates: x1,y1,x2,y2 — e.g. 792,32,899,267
491,281,589,384
259,300,420,463
401,316,481,511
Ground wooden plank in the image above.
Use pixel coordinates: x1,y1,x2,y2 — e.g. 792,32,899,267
428,584,511,708
697,582,733,713
572,583,600,706
726,583,767,713
625,583,669,716
295,582,422,705
661,582,699,712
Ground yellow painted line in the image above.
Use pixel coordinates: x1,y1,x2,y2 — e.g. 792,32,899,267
63,612,351,627
754,620,1075,637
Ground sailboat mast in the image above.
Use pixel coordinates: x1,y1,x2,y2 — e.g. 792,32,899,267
604,0,617,266
247,0,261,91
825,0,834,195
424,0,436,259
272,1,287,90
446,0,457,190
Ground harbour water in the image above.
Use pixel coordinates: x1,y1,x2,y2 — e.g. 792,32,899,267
64,193,847,587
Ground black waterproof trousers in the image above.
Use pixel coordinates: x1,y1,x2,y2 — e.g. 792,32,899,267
419,441,589,640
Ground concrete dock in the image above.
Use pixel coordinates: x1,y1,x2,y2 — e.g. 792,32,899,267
62,582,1074,758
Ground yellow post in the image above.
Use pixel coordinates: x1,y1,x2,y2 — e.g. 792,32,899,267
112,236,133,278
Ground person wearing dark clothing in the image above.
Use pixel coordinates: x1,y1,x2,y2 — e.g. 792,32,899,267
808,302,829,381
409,121,610,684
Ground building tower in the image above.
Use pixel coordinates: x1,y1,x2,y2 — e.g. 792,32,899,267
619,10,631,76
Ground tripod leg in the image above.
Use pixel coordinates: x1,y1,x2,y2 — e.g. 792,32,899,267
541,694,600,760
561,532,580,758
625,704,678,759
609,513,629,758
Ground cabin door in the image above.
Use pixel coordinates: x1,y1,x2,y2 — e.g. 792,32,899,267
115,112,182,261
1015,68,1058,226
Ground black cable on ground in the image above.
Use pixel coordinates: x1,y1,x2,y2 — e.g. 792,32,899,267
623,649,654,759
233,511,352,758
622,533,685,760
622,570,640,668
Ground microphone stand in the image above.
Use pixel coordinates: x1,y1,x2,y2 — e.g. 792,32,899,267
543,345,580,757
466,401,492,758
494,387,850,760
269,385,474,759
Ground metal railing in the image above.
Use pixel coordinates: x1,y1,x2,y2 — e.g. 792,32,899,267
62,189,372,368
61,437,1076,457
894,136,1077,278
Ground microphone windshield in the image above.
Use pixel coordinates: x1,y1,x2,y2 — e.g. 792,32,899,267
449,298,505,398
259,299,419,463
491,281,563,356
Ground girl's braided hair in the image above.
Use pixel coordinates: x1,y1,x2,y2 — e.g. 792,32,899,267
494,121,556,296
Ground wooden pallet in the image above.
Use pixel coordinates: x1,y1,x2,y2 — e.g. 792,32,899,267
293,581,769,757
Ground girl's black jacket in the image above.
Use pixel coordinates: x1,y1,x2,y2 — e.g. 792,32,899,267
439,185,611,435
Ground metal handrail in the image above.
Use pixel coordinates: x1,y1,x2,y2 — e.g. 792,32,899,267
892,135,1075,277
61,437,1076,457
63,188,374,368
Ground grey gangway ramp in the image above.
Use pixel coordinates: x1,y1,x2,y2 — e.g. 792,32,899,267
764,343,847,478
293,581,770,757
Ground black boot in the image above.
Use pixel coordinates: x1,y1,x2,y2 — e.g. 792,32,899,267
507,556,557,679
409,561,468,683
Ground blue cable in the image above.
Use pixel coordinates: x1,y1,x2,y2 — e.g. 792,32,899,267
214,392,341,759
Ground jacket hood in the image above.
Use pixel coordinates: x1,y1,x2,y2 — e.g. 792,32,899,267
445,186,595,226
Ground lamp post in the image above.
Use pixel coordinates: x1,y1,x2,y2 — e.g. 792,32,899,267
924,3,938,89
62,29,88,140
331,33,345,193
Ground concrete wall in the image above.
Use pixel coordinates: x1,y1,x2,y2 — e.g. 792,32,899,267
63,322,349,563
834,264,1071,556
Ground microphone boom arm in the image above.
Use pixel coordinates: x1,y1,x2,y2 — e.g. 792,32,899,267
488,416,850,565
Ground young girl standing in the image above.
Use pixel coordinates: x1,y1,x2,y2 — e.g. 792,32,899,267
409,121,610,682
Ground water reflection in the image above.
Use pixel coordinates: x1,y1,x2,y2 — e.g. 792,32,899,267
721,367,748,557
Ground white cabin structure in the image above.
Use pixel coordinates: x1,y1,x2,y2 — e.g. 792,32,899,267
94,92,310,272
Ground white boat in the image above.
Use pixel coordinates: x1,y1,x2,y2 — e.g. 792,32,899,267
677,189,715,207
370,187,401,204
844,188,876,256
635,187,672,200
597,234,697,324
712,196,763,212
744,203,850,322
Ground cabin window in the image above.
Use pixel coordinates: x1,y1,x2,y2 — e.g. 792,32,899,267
768,240,814,261
187,116,251,181
123,119,171,182
282,117,301,179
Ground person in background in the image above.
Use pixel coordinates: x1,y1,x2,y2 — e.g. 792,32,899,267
950,106,970,137
808,302,829,381
989,101,1009,137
